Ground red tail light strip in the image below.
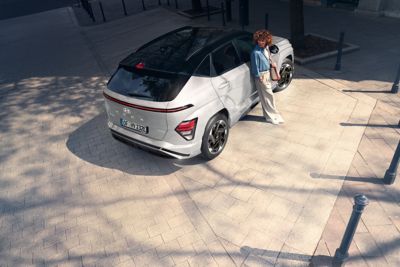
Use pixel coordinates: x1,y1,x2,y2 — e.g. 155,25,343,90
103,92,193,113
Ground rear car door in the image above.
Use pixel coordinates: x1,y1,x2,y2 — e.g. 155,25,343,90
210,42,247,123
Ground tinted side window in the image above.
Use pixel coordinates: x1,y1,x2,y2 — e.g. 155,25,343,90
212,43,241,76
194,55,210,76
235,36,253,63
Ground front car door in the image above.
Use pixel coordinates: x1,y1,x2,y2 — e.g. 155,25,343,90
210,42,247,125
233,35,257,107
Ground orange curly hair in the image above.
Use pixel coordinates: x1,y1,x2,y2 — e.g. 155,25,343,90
253,29,272,46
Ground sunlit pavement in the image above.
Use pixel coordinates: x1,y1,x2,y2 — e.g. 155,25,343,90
0,7,385,267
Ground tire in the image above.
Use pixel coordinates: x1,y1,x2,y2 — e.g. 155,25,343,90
274,58,294,92
201,113,229,160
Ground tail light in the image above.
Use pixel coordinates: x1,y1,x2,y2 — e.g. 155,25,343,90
135,62,145,69
175,118,198,141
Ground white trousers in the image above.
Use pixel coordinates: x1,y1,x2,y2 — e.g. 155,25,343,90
255,71,281,121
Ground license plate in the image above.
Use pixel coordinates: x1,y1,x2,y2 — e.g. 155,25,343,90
120,118,148,134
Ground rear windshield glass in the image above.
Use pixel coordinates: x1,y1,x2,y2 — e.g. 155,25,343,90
107,67,190,102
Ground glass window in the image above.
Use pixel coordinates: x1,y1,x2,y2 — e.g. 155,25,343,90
212,43,241,76
107,67,190,102
194,56,210,76
235,36,253,63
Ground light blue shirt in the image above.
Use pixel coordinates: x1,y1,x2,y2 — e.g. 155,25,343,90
250,45,270,78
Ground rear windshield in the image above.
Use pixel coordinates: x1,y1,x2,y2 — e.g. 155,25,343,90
107,67,190,102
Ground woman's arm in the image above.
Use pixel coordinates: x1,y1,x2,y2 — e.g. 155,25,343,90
250,51,261,79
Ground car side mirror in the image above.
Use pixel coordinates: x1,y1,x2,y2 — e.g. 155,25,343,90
269,45,279,54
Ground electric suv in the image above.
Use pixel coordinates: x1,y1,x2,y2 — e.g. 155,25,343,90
103,26,294,159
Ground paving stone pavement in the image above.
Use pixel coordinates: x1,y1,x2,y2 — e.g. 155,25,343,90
0,6,384,267
312,101,400,267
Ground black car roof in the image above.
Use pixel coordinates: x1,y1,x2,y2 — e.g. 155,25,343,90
119,26,250,75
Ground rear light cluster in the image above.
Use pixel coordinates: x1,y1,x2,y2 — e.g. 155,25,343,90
175,118,197,141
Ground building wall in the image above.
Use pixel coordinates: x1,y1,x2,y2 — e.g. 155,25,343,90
356,0,400,18
382,0,400,18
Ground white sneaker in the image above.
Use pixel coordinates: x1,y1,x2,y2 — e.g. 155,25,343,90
277,117,285,124
266,118,279,125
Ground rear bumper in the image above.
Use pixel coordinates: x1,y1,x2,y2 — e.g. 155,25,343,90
108,121,198,159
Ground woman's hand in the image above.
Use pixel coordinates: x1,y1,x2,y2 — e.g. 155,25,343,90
271,62,277,68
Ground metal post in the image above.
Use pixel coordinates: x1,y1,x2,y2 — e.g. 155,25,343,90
158,0,161,5
225,0,232,22
333,195,369,266
167,0,170,6
384,140,400,185
391,63,400,94
206,0,210,21
334,31,345,71
81,0,87,13
99,1,106,22
142,0,146,11
88,0,95,22
239,0,248,30
265,13,269,30
221,2,226,27
175,0,178,9
121,0,128,15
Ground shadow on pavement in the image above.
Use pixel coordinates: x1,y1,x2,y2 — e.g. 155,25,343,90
310,172,383,185
240,114,267,122
342,89,392,94
340,122,399,128
66,112,209,176
239,245,325,266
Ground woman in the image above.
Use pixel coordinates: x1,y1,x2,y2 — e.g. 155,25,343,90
250,29,284,125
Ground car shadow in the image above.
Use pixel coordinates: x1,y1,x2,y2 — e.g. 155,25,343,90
66,112,208,176
240,114,266,122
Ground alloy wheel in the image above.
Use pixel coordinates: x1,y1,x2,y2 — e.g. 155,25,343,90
207,120,228,154
278,63,293,89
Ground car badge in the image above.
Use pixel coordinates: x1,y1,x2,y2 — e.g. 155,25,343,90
123,107,131,114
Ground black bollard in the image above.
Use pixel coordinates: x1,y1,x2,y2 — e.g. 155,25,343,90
121,0,128,15
391,63,400,94
88,0,95,22
384,140,400,185
175,0,178,9
333,195,369,266
142,0,146,10
167,0,170,6
239,0,248,30
334,31,345,71
206,0,210,21
99,1,106,22
158,0,161,5
225,0,232,22
265,13,269,30
221,2,226,27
